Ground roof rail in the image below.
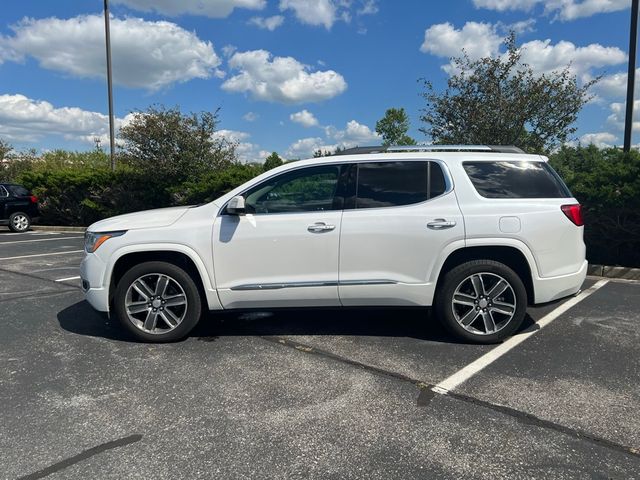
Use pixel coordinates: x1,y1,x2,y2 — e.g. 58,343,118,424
333,146,387,155
386,145,525,154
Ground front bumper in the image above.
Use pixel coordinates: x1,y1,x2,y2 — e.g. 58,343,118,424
533,260,588,304
80,252,110,312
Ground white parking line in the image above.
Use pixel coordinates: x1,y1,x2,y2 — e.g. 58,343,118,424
0,250,84,261
55,275,81,282
432,279,610,395
0,236,83,245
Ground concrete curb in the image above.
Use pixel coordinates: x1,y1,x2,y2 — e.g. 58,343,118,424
588,264,640,280
32,225,86,233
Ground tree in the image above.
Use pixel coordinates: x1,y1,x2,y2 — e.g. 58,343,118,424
263,152,284,171
119,105,236,183
0,138,13,160
419,33,598,153
375,108,416,146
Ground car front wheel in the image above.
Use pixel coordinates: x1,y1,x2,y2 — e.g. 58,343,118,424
9,212,31,232
114,261,202,342
435,260,527,343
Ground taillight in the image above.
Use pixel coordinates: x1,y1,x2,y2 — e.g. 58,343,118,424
561,204,583,226
29,195,38,203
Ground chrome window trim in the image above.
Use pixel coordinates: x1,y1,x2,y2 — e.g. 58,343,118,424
0,185,9,197
230,279,398,291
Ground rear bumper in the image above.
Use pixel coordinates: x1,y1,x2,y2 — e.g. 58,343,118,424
533,260,588,304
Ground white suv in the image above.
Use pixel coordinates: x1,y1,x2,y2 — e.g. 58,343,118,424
81,145,587,343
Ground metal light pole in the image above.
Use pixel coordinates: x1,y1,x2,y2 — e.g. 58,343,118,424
104,0,116,170
624,0,639,152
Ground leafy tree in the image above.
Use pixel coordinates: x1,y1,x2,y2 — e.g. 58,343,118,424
375,108,416,146
313,149,332,158
263,152,284,171
419,33,598,153
0,138,13,159
119,105,236,183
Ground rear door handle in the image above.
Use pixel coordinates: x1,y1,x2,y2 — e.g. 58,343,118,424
427,219,457,230
308,222,336,233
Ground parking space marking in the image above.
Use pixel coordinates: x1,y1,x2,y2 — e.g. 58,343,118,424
432,279,610,395
0,236,83,245
0,250,84,261
55,275,81,282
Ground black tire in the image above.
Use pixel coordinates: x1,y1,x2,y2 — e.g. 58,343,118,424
114,261,202,342
8,212,31,232
434,260,527,344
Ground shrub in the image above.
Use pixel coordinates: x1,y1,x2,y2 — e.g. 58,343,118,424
18,167,172,226
550,145,640,267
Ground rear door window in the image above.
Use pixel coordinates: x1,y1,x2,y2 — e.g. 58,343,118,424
463,161,571,199
355,161,448,209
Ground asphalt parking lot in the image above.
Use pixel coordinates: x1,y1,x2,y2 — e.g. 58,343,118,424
1,231,639,479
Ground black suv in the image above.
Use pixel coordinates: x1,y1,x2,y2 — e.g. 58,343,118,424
0,183,39,232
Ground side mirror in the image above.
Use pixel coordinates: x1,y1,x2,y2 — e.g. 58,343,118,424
227,195,246,215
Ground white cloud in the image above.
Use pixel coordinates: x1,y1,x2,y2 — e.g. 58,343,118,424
0,15,221,91
285,137,326,158
285,119,380,158
607,100,640,132
279,0,337,29
222,49,347,104
327,120,380,145
112,0,265,18
248,15,285,30
579,132,618,147
358,0,379,15
290,109,319,127
279,0,378,29
593,70,640,100
0,93,131,144
420,21,626,78
517,39,626,77
243,111,259,122
420,22,502,60
473,0,629,21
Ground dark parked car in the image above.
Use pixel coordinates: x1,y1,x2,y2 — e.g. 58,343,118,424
0,183,39,232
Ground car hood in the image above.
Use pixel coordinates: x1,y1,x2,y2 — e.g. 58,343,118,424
88,206,191,232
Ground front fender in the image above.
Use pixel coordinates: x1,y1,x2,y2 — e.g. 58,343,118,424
104,243,223,311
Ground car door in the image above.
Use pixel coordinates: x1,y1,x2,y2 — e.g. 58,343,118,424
213,163,348,309
338,160,465,306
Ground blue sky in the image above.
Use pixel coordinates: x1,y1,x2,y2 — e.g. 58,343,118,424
0,0,635,160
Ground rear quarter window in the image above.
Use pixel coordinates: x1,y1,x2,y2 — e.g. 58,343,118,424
7,185,30,197
463,161,572,199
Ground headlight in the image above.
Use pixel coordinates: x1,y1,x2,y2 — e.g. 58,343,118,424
84,230,126,253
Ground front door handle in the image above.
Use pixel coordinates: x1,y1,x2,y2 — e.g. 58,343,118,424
427,219,457,230
308,222,336,233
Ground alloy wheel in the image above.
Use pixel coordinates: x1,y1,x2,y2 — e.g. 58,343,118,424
12,214,29,231
125,273,188,334
451,272,517,335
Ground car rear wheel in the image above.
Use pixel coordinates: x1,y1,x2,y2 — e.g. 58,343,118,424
435,260,527,343
114,261,202,342
9,212,31,232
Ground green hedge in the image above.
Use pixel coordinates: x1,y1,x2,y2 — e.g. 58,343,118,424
15,163,262,227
